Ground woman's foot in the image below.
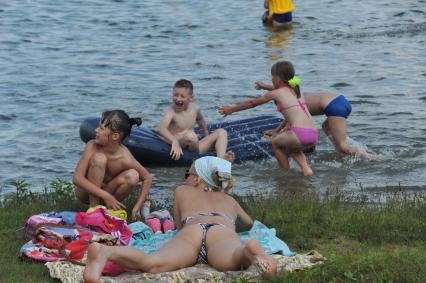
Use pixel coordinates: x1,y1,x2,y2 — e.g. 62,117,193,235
83,243,109,283
246,240,277,278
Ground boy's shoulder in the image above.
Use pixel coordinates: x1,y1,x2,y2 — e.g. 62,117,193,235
188,102,201,112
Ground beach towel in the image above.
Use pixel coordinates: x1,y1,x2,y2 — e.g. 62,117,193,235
130,220,295,256
46,250,325,283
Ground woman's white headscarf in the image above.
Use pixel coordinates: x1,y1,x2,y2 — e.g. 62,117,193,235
194,156,232,191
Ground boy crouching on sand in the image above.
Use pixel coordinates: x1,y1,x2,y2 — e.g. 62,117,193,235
158,79,234,161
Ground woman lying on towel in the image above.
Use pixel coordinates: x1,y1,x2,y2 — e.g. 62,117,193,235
83,156,277,282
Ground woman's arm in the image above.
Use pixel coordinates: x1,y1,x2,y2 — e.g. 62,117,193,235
234,199,254,232
173,187,184,230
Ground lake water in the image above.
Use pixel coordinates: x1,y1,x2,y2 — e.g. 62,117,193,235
1,0,425,200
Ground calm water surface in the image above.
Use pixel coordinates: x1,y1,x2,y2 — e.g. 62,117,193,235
1,0,425,200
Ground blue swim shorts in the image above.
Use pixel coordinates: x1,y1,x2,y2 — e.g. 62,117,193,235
262,11,293,24
324,95,352,118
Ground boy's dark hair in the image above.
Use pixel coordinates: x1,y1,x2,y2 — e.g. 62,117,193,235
173,79,193,94
271,61,301,98
101,110,142,142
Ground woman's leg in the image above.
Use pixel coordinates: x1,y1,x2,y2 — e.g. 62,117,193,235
206,226,277,276
84,224,203,283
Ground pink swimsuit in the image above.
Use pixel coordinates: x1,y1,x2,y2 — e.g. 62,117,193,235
276,85,318,146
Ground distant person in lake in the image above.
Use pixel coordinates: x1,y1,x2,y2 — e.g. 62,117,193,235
255,84,380,160
83,156,277,283
158,79,234,162
73,110,153,220
262,0,295,27
219,61,318,176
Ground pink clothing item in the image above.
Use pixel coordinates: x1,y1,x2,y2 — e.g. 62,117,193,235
162,219,175,232
75,207,132,245
276,100,308,114
145,218,161,233
287,126,318,146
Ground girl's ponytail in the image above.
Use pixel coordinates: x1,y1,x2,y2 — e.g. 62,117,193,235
129,117,142,127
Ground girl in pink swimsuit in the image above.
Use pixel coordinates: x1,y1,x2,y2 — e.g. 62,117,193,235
219,61,318,176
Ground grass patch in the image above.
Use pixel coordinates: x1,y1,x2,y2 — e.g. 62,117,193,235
1,181,426,282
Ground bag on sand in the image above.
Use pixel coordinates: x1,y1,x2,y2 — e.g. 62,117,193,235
23,213,62,241
20,223,132,276
20,223,117,263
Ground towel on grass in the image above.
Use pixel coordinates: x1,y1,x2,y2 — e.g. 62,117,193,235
46,250,325,283
129,220,295,256
46,220,318,282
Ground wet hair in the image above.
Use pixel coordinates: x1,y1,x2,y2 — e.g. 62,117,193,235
271,61,301,98
100,110,142,142
173,79,193,95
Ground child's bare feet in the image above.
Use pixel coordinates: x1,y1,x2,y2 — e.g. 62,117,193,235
83,243,109,283
246,240,277,278
224,151,235,163
302,167,314,176
364,153,383,162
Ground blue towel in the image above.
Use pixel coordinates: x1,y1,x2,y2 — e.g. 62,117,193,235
129,220,294,256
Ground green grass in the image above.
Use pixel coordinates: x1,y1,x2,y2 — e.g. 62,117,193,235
1,180,426,282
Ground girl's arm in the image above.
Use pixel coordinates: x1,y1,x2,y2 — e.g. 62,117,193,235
262,120,287,139
131,158,153,220
255,81,275,91
218,92,275,117
196,108,209,137
73,141,124,210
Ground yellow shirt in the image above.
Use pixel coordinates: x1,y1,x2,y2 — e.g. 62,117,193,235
269,0,295,19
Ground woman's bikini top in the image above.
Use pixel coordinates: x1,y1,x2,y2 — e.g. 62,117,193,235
275,84,309,117
181,211,235,226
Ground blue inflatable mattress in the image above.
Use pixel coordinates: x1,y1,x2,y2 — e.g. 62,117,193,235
79,115,284,166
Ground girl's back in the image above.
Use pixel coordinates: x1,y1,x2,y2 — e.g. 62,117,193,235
274,88,316,128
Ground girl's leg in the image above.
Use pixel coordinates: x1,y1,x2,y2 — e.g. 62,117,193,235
272,140,290,169
207,227,277,276
103,169,139,201
86,153,108,207
271,131,301,170
84,224,203,283
290,152,313,176
198,128,228,158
